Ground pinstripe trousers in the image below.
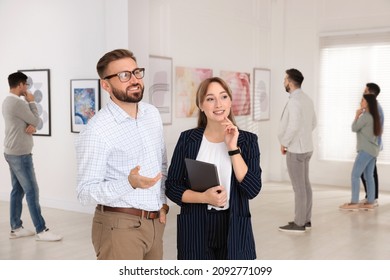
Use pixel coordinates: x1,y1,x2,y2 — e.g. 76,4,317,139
206,209,229,259
286,151,313,227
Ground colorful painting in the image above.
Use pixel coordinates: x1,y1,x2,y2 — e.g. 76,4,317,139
220,71,251,116
71,79,100,133
175,66,213,118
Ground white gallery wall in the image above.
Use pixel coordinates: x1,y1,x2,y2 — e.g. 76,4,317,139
0,0,141,213
1,0,390,214
279,0,390,188
150,0,273,179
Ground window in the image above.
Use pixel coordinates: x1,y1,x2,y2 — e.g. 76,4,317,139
318,31,390,163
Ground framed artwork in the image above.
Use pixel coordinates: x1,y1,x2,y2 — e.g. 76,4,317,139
149,55,173,124
175,66,213,118
70,79,100,133
253,68,271,121
220,70,251,116
18,69,51,136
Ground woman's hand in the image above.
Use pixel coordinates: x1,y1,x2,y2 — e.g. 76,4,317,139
203,185,227,208
355,108,364,120
222,117,239,150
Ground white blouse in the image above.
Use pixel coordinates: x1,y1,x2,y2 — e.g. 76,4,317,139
196,135,232,210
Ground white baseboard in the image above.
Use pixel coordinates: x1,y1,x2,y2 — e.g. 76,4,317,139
0,191,94,214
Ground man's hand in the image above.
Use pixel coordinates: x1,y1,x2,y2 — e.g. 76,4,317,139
24,91,35,102
281,145,287,155
159,204,169,224
128,165,162,189
25,125,36,135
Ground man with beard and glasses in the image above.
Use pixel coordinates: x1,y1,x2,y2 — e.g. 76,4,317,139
75,49,169,260
277,69,317,233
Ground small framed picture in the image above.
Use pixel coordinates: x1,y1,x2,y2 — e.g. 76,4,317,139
70,79,100,133
253,68,271,121
18,69,51,136
149,55,173,124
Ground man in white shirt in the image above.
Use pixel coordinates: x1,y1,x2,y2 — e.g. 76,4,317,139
75,49,169,259
278,69,317,233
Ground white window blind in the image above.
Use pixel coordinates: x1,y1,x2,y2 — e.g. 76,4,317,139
318,31,390,163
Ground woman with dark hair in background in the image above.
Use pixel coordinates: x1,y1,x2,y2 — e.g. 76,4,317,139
340,94,381,211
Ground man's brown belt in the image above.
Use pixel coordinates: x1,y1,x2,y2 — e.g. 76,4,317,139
96,204,160,219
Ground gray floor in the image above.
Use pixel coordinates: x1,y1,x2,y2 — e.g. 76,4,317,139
0,181,389,260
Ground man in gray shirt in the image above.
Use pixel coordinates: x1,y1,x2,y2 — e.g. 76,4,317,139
2,71,61,241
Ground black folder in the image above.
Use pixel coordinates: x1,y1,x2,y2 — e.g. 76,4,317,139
184,158,220,192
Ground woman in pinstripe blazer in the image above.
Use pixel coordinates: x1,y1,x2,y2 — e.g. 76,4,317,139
166,77,262,260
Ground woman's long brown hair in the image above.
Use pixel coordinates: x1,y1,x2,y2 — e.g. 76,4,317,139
195,77,237,128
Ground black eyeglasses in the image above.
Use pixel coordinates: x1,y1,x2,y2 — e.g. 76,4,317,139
103,68,145,82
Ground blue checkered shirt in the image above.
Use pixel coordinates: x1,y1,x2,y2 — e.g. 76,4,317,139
75,100,167,211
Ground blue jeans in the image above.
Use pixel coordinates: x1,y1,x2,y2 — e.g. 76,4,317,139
351,151,376,204
4,153,46,233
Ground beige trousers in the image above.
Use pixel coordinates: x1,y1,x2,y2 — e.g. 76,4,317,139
91,208,165,260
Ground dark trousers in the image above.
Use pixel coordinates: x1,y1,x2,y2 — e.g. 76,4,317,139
361,161,379,199
205,209,229,260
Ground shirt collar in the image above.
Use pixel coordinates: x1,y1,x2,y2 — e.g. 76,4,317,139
107,99,145,123
289,88,302,97
8,92,21,99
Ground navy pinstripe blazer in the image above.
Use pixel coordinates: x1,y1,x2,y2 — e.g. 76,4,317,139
166,127,262,259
